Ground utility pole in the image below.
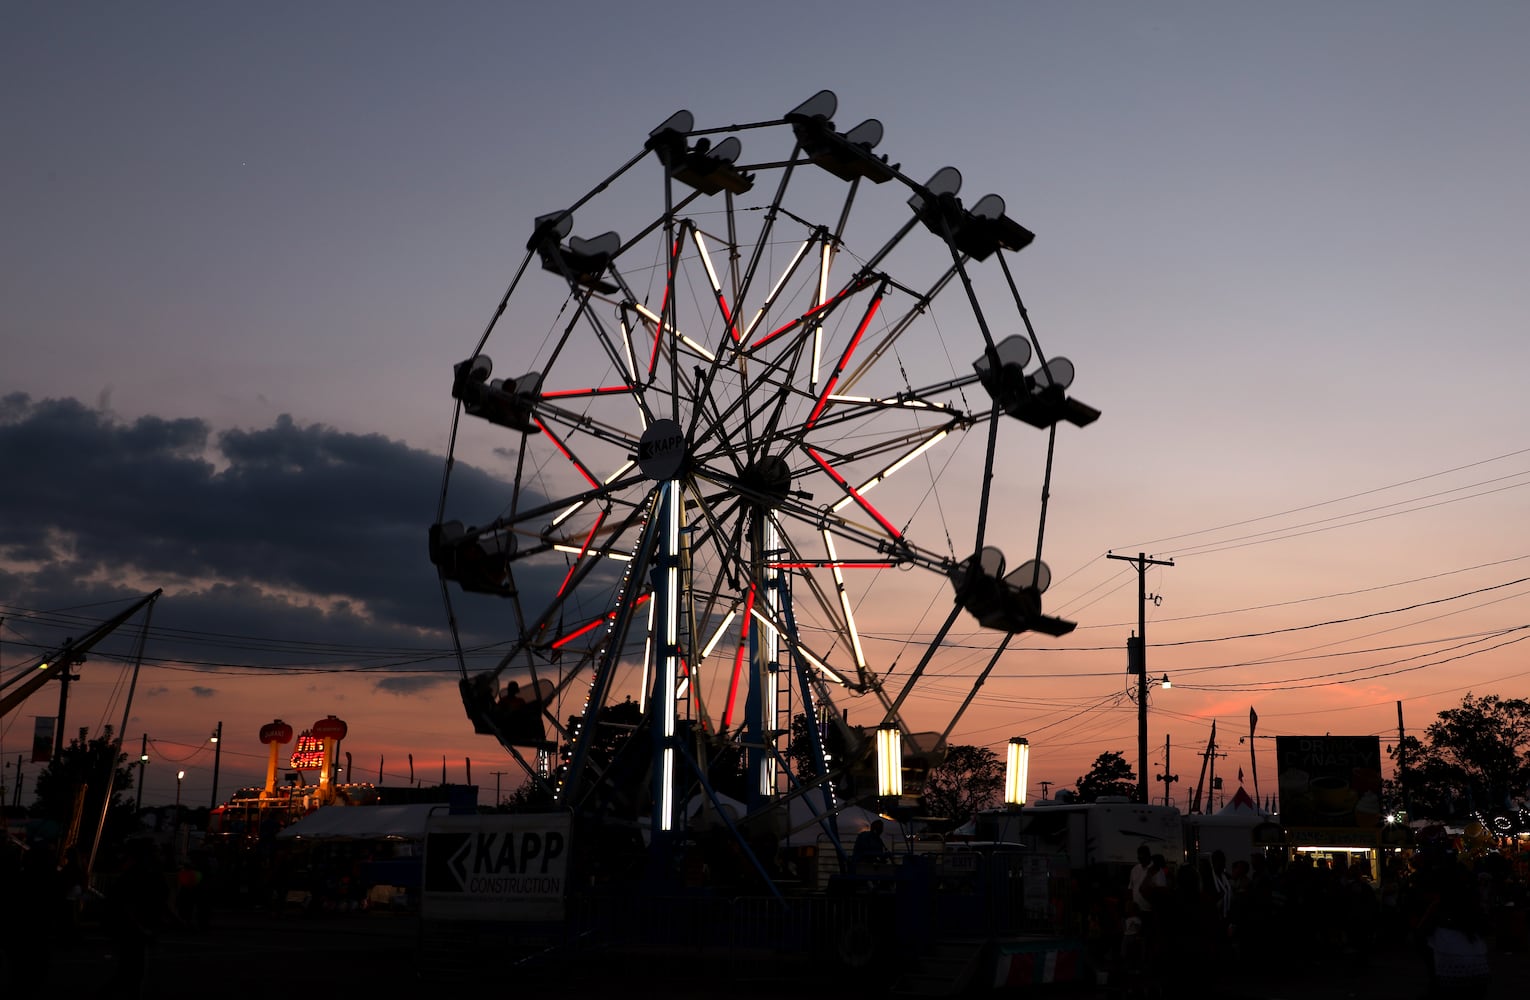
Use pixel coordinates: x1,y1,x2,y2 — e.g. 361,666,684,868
1156,734,1178,806
1208,735,1228,810
491,770,509,806
1397,700,1411,819
53,641,80,760
209,721,223,811
1039,780,1052,801
136,734,148,812
1108,552,1174,803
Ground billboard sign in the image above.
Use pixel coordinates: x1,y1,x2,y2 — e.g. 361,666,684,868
422,813,571,921
1276,735,1383,845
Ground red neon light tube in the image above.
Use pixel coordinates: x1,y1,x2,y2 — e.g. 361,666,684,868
554,510,608,599
751,275,870,349
806,446,903,540
720,585,756,730
648,235,683,375
532,417,599,489
540,386,632,399
804,292,882,429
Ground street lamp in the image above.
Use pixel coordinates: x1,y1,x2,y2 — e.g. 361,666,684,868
1004,737,1030,807
209,721,222,811
175,769,186,861
136,735,150,811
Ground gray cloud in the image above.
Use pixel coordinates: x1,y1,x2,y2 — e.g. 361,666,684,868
0,393,570,682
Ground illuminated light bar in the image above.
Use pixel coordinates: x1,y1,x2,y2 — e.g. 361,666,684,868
875,725,903,798
721,585,757,731
646,237,682,375
551,592,651,650
1004,737,1030,806
540,385,632,398
551,616,605,650
658,483,680,835
752,275,869,349
639,596,656,712
831,429,950,513
699,608,738,660
804,291,882,429
660,746,675,831
807,446,903,540
549,457,635,530
555,509,608,599
812,242,831,388
761,664,779,796
824,530,868,672
692,230,739,343
825,393,932,409
551,500,585,528
552,545,633,562
767,560,893,569
633,300,715,362
679,334,717,362
619,313,639,383
796,646,847,686
819,243,832,315
742,237,814,340
662,484,679,733
531,417,599,489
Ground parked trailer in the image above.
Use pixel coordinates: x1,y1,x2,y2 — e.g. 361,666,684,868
975,798,1185,870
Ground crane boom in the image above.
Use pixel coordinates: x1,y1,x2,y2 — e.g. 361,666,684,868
0,589,163,719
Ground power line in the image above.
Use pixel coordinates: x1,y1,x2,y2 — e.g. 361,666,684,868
1116,445,1530,552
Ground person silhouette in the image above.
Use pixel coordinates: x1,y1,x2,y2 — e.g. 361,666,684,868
852,819,891,872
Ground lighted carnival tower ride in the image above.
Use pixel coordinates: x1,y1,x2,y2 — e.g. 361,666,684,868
431,91,1099,874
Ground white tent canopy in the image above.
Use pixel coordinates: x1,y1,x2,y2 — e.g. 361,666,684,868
275,803,448,841
782,799,911,848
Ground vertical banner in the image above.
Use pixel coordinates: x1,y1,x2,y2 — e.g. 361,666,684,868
32,716,56,762
1249,706,1261,806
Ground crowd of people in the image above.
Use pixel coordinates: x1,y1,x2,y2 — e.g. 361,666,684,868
1062,840,1525,998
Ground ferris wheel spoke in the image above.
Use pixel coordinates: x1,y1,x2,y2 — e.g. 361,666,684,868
841,265,962,394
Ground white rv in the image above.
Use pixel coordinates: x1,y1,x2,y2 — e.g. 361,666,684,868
973,797,1185,870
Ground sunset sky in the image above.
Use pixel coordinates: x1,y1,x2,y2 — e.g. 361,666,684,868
4,3,1528,812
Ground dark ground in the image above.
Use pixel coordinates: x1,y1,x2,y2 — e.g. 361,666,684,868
5,906,1527,999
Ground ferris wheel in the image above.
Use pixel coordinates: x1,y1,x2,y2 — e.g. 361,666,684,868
430,91,1099,835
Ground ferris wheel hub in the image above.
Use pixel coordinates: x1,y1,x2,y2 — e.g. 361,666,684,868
637,419,687,480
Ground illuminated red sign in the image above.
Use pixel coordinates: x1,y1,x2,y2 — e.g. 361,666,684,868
289,732,325,770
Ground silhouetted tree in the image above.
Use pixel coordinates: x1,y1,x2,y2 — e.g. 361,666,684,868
1073,750,1137,802
1392,693,1530,821
31,725,138,860
502,776,555,812
922,744,1004,825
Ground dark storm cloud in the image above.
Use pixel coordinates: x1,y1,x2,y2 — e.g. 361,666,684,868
0,393,565,683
